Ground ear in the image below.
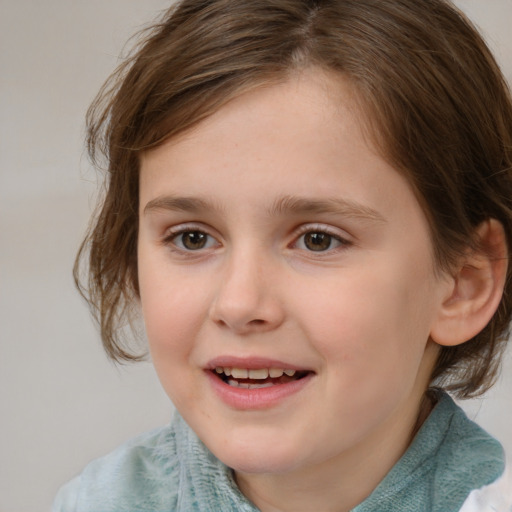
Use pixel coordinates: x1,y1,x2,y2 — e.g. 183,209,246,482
430,219,508,347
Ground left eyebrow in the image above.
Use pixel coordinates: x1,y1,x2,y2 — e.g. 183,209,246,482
268,195,386,223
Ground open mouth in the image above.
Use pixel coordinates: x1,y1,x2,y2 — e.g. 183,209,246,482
212,367,311,389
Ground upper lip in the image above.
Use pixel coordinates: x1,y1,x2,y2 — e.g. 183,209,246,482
205,356,313,372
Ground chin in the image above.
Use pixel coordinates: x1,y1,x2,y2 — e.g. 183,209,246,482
226,455,297,475
209,437,306,475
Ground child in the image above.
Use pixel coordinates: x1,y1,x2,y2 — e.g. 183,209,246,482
54,0,512,510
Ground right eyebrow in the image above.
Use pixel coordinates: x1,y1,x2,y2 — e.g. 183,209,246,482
143,195,221,215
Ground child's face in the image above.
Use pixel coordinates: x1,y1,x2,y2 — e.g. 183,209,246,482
138,70,451,477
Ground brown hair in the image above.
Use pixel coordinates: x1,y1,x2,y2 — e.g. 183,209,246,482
76,0,512,398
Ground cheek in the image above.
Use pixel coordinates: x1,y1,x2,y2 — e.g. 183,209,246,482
139,246,206,337
142,285,206,351
140,280,208,409
137,257,211,383
297,264,437,382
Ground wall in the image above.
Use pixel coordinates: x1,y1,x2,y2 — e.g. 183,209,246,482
1,1,511,510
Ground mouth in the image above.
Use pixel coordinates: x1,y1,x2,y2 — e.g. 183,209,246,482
211,366,311,389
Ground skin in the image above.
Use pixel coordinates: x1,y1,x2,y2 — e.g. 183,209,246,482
137,69,456,511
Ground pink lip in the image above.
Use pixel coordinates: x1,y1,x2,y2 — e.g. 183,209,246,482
204,356,314,410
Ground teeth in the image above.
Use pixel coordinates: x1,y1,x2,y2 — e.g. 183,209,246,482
248,368,269,379
216,367,232,376
215,366,298,379
228,379,275,389
230,368,248,379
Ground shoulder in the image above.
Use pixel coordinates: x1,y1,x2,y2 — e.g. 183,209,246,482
354,392,507,512
52,475,81,511
52,414,257,512
52,423,181,511
421,392,507,510
435,393,505,486
459,459,512,512
416,392,507,510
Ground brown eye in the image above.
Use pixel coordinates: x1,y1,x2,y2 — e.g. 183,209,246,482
303,232,334,251
175,230,212,250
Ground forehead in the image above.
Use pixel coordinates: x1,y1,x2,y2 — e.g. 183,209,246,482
139,70,425,233
140,69,373,189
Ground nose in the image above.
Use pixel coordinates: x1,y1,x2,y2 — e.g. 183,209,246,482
209,249,285,335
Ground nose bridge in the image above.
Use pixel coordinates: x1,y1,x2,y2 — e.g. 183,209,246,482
210,242,283,333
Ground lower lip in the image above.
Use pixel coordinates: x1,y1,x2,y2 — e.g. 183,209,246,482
205,371,314,410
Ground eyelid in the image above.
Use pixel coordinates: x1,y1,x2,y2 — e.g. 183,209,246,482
163,220,215,237
293,223,351,240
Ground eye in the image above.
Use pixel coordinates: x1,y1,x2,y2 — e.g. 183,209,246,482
294,229,348,252
167,229,218,251
303,232,334,251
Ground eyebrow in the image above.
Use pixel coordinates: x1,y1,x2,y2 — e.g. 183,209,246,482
268,195,386,223
143,195,222,215
143,194,385,223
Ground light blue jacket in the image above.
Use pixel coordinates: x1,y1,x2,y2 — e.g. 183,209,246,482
54,392,508,511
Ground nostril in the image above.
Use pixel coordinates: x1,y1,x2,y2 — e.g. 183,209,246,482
249,319,265,325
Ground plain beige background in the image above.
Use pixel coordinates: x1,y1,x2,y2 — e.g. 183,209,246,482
0,1,511,511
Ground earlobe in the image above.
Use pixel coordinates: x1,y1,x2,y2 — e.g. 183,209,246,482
430,219,508,347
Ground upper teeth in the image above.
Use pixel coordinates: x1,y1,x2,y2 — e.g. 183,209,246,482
215,367,296,379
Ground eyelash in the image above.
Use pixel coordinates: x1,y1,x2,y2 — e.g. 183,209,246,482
162,224,351,255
